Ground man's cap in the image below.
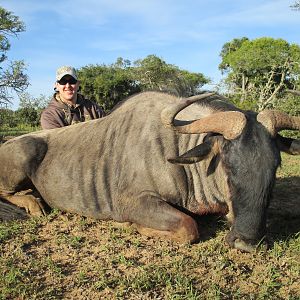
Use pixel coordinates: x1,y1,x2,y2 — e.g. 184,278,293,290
56,66,78,81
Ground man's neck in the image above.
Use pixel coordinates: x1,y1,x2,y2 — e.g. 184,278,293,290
57,94,77,107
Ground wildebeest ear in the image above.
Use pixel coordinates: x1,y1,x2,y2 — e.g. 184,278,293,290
168,141,212,165
276,134,300,155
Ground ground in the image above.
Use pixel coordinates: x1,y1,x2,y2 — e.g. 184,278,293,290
0,155,299,300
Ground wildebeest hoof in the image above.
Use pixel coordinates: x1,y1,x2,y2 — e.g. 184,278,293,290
226,231,255,252
233,239,256,253
5,194,46,217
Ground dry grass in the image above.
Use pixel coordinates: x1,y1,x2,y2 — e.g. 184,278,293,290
0,154,299,300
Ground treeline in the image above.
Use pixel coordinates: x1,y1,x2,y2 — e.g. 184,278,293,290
1,47,299,133
0,93,49,130
0,54,209,130
78,37,300,114
0,6,299,135
78,55,209,111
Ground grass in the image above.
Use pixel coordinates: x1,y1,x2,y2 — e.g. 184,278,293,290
0,125,40,142
0,156,299,299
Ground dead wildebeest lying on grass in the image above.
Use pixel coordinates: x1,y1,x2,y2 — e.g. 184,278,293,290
0,92,299,252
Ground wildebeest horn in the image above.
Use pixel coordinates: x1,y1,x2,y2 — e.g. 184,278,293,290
257,110,300,137
161,92,216,127
286,89,300,96
161,93,247,140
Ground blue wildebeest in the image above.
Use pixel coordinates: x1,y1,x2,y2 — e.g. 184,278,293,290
0,92,299,252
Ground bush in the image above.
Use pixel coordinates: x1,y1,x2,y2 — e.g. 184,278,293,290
275,95,300,116
0,109,19,128
15,107,40,127
228,96,258,111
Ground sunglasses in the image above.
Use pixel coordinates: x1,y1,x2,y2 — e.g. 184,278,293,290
57,77,78,85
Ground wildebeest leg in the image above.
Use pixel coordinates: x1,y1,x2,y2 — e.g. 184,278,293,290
0,190,46,217
0,136,48,219
126,195,199,243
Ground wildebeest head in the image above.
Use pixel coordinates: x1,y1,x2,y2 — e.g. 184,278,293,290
161,93,300,252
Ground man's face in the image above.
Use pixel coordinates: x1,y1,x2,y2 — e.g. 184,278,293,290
55,75,80,103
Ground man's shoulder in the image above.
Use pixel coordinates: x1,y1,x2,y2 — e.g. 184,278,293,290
42,97,66,115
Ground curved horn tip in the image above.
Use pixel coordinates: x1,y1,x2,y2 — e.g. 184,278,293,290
257,110,300,137
161,92,217,128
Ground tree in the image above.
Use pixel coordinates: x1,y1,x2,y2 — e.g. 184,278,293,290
78,59,140,111
15,93,50,126
78,55,209,111
219,37,300,111
0,108,18,128
0,7,28,107
133,55,209,97
291,1,300,9
219,37,249,72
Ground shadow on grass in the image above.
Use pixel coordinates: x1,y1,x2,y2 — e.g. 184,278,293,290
267,176,300,245
191,176,300,245
193,214,228,242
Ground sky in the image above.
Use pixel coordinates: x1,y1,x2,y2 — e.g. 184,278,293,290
1,0,300,109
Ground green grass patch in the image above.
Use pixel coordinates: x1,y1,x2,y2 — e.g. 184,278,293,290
0,125,40,140
0,221,22,242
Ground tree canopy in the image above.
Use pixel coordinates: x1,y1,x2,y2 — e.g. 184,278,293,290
78,55,209,111
132,55,208,96
77,58,141,111
291,1,300,9
0,6,28,107
219,37,300,110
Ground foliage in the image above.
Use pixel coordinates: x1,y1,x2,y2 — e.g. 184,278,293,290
78,58,141,111
227,95,257,111
132,55,209,97
0,93,49,132
227,89,300,115
276,93,300,116
219,37,249,72
78,55,209,111
291,1,300,9
0,108,18,128
0,7,28,107
15,93,50,126
219,37,300,111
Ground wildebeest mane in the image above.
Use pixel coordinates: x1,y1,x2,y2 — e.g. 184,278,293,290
109,90,238,116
